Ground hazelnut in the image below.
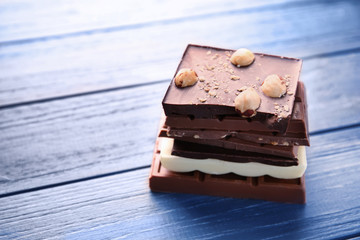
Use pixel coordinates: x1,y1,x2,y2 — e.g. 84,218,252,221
261,74,286,98
174,68,198,88
230,48,255,67
234,87,261,118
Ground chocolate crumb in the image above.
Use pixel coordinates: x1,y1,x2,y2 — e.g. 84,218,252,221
206,64,215,71
209,90,217,97
211,54,219,60
237,86,248,92
230,75,241,80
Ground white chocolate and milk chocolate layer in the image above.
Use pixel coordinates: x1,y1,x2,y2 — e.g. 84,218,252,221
159,137,307,179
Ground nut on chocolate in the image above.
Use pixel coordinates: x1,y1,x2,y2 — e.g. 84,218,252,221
234,87,261,118
230,48,255,67
261,74,287,98
174,68,198,88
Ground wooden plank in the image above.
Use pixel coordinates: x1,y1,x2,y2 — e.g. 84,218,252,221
1,0,360,106
303,52,360,132
0,127,359,239
0,82,167,195
0,51,360,196
0,0,318,43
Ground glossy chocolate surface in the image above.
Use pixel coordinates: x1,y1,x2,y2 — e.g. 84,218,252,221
164,81,309,146
162,44,302,131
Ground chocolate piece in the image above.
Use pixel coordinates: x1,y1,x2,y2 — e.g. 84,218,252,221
160,128,298,158
160,137,306,179
162,44,302,132
166,127,309,146
165,81,308,134
164,81,310,146
172,139,297,166
149,139,306,204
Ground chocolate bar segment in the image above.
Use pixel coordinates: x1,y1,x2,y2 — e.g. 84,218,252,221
161,138,306,179
164,81,310,146
166,127,309,146
162,44,302,132
165,81,308,133
149,139,306,204
160,128,299,158
172,139,297,166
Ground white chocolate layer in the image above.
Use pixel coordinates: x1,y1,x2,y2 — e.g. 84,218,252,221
159,138,307,179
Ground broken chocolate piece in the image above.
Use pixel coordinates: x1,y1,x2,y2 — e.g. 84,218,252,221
162,44,302,132
159,128,299,158
164,82,308,135
171,139,298,166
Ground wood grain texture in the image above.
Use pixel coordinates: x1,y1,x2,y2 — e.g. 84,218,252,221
0,128,359,240
1,50,360,195
0,82,166,195
0,0,308,43
1,0,359,238
302,52,360,132
1,0,360,106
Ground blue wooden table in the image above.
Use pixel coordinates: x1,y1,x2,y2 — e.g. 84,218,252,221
1,0,360,239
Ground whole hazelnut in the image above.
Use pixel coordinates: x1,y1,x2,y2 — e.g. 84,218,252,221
230,48,255,67
174,68,198,88
234,87,261,118
261,74,286,98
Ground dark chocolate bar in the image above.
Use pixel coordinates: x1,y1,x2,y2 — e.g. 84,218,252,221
165,102,306,133
172,139,297,166
164,81,310,146
165,81,307,134
149,138,306,204
166,127,309,146
162,44,302,132
159,128,299,158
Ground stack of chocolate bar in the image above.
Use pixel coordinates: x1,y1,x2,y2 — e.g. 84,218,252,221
149,44,309,204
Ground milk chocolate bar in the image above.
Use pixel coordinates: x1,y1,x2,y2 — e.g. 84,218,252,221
149,138,306,204
162,44,302,132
